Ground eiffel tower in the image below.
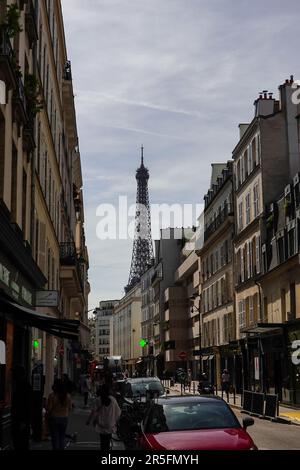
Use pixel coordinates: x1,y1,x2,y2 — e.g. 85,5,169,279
125,147,154,293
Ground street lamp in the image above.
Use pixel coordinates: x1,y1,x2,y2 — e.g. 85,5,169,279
190,294,202,376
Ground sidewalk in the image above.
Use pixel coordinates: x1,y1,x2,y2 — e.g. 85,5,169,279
165,381,300,426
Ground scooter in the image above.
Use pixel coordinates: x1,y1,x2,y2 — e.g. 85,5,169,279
197,380,215,395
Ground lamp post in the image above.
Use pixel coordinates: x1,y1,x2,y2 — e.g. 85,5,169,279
190,294,202,377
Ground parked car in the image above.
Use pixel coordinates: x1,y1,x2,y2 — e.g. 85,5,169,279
122,377,166,402
136,395,258,450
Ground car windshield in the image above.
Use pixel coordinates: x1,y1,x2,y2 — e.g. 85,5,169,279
126,381,164,398
145,402,240,432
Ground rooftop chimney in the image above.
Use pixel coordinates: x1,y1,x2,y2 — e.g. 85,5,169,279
254,89,276,117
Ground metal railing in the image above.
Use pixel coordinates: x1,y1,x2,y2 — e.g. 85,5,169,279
204,204,233,241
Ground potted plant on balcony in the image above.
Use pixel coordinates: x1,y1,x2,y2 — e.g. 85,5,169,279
24,73,43,118
1,3,22,38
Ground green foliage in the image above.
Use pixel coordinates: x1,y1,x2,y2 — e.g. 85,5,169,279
3,3,23,38
24,73,43,117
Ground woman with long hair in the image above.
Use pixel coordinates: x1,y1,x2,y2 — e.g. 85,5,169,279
47,379,72,450
86,384,121,451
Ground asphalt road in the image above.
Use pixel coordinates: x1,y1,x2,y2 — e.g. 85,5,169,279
32,396,300,451
234,409,300,450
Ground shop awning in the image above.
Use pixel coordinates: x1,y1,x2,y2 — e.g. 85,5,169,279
202,355,209,361
0,294,80,340
208,355,214,361
244,323,284,335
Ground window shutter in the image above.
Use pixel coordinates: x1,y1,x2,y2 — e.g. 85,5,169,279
38,221,46,274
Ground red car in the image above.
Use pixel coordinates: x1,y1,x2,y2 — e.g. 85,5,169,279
136,395,258,450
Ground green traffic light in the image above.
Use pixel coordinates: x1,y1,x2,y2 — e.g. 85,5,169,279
139,339,147,348
33,340,39,349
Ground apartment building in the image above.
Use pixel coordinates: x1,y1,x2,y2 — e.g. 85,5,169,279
199,162,236,389
259,178,300,405
94,300,118,364
0,1,89,448
140,263,155,374
151,228,186,377
233,79,299,394
112,283,142,375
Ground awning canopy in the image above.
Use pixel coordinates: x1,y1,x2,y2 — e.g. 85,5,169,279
244,323,284,335
0,294,80,340
202,355,209,361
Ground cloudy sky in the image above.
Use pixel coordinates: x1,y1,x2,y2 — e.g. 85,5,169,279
62,0,300,310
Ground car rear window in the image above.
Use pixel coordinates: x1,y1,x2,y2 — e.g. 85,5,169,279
125,381,164,398
146,401,240,432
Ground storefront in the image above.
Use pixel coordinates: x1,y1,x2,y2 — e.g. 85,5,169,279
241,322,300,406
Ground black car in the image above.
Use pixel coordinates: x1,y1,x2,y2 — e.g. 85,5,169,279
122,377,165,402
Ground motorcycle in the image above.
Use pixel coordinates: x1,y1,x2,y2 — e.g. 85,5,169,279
197,377,215,395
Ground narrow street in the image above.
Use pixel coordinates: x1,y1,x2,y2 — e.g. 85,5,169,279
30,393,300,451
31,396,125,451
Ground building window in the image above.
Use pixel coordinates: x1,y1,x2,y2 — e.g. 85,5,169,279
215,250,219,271
249,296,254,324
244,150,248,178
246,193,251,225
256,235,261,274
238,201,243,231
288,228,295,258
253,184,260,218
277,236,285,264
239,300,246,328
236,160,240,189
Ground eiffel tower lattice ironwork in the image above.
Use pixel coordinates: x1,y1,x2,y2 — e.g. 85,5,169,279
125,147,154,293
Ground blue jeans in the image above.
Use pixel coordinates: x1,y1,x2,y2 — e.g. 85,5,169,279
49,417,68,450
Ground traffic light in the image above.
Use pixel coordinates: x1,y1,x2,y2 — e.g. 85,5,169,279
33,340,40,350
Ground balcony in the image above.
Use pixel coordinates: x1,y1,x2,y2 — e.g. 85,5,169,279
25,0,38,47
13,77,28,123
60,243,85,296
0,27,16,88
151,270,162,287
204,204,233,242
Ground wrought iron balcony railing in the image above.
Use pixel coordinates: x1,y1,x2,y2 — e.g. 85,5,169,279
204,203,233,241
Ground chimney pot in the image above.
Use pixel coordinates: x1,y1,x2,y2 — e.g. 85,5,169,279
285,79,289,84
290,75,294,83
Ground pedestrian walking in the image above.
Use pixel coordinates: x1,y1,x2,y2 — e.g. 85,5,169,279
81,374,91,407
187,369,192,390
86,384,121,451
47,379,72,450
221,369,230,402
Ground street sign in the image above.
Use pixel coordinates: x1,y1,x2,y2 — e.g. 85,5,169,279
178,351,187,360
35,290,59,307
